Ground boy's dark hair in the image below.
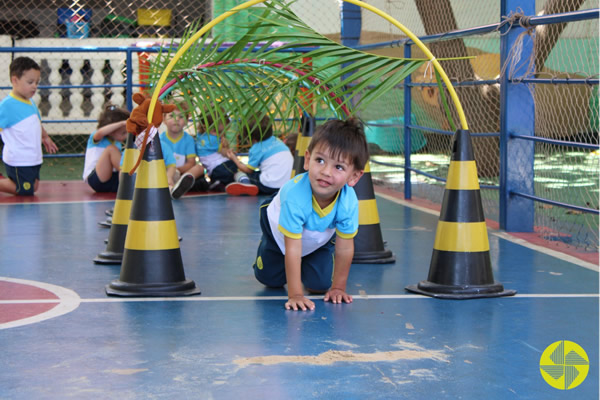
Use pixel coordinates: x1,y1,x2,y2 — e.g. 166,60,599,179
197,112,227,133
97,104,130,128
307,117,369,171
245,115,273,143
10,56,40,79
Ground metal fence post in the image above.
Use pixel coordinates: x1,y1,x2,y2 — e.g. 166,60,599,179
499,0,535,231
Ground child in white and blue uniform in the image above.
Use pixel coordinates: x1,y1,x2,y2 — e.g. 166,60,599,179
226,116,293,196
82,105,129,192
253,118,369,311
0,57,58,196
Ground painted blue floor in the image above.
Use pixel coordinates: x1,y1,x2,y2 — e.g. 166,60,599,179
0,193,598,399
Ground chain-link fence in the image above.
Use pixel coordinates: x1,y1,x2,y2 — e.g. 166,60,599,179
0,0,597,251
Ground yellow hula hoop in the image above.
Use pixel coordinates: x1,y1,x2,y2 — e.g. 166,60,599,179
147,0,469,131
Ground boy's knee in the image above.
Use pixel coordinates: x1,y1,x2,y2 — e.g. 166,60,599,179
253,256,285,288
16,180,35,196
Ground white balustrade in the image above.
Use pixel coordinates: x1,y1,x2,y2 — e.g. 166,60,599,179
5,36,169,135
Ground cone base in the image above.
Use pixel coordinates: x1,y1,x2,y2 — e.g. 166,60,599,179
406,281,516,299
105,279,201,297
93,251,123,265
352,249,396,264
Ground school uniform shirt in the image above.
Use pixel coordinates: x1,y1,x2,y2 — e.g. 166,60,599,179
195,132,229,174
159,136,176,169
0,92,43,166
82,133,123,180
159,131,196,168
247,136,293,189
266,172,359,257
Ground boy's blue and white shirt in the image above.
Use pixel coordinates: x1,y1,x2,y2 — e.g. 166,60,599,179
0,92,43,166
82,133,123,180
247,136,293,189
266,172,359,256
158,137,176,168
160,131,195,168
195,132,229,174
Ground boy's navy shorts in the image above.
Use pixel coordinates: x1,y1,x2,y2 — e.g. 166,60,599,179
5,164,41,196
252,196,335,292
87,169,119,193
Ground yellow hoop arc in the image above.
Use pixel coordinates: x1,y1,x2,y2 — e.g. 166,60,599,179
146,0,469,131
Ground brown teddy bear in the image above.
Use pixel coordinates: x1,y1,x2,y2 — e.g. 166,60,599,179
127,92,177,174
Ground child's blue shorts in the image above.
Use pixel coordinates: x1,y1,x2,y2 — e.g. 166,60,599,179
5,164,41,196
253,196,335,292
87,169,119,193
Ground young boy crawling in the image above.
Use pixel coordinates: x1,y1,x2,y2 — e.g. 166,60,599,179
252,118,369,311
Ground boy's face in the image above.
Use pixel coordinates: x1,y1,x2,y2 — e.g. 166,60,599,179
164,109,188,136
11,69,40,100
304,143,364,204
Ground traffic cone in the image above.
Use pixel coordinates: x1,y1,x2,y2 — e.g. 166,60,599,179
406,129,516,299
291,112,315,177
352,162,396,264
106,134,200,296
94,133,138,264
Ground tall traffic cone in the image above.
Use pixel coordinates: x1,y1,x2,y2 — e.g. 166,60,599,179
291,112,315,177
106,134,200,296
94,133,139,264
352,162,396,264
406,130,516,299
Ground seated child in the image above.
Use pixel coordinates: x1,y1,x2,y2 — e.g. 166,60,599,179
252,118,369,311
160,102,209,199
225,116,293,196
0,56,58,196
159,136,177,191
171,113,250,198
82,104,129,192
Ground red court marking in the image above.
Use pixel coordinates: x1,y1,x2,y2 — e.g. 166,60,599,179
0,180,217,204
374,185,599,266
0,281,60,325
0,281,59,300
0,180,116,204
0,304,58,324
0,279,79,329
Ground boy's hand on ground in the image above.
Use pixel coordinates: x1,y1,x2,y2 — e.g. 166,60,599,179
285,295,315,311
324,288,353,304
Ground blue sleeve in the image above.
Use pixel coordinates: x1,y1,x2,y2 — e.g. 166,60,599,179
335,187,359,236
278,198,305,237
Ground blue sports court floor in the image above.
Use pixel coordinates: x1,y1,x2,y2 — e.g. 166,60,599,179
0,181,598,399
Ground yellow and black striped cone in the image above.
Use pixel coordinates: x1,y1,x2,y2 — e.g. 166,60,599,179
106,136,200,296
94,133,139,264
406,129,516,299
291,113,315,177
352,162,396,264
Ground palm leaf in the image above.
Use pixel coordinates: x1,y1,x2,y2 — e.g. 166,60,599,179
146,0,460,141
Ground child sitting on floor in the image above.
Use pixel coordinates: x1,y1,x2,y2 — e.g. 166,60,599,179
82,104,129,192
0,56,58,196
160,102,209,199
171,113,252,198
225,115,293,196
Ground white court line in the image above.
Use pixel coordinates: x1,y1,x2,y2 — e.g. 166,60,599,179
375,191,599,272
0,277,81,330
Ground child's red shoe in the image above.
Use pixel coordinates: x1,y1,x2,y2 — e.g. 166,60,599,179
225,182,259,196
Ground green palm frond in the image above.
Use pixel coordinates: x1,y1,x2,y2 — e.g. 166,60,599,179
145,0,458,141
